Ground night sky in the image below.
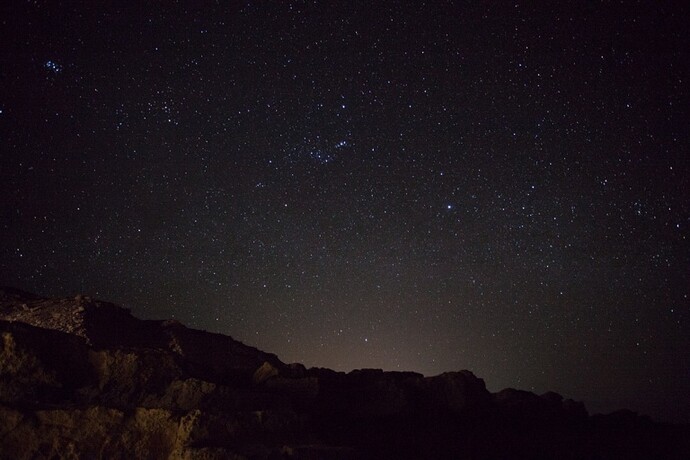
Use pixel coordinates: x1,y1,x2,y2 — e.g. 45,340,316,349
1,1,689,422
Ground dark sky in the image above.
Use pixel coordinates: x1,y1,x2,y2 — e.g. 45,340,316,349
1,1,688,422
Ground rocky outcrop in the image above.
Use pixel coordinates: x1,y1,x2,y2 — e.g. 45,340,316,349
0,287,285,385
0,288,688,459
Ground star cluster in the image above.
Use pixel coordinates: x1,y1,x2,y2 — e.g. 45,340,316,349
1,1,688,422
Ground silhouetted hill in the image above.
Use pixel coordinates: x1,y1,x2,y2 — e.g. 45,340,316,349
0,288,687,459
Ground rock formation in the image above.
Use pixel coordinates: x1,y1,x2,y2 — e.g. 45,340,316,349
0,287,687,459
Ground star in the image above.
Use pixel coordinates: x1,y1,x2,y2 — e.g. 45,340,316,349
44,60,62,73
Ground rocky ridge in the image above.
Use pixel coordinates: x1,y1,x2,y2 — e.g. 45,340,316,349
0,287,687,459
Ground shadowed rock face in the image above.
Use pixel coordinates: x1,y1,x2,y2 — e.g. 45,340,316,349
1,288,688,459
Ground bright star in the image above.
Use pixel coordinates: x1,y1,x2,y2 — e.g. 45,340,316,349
45,60,62,73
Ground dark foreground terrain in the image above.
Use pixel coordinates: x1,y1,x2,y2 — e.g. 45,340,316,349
0,287,687,459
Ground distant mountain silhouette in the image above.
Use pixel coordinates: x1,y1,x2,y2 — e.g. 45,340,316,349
1,287,687,459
